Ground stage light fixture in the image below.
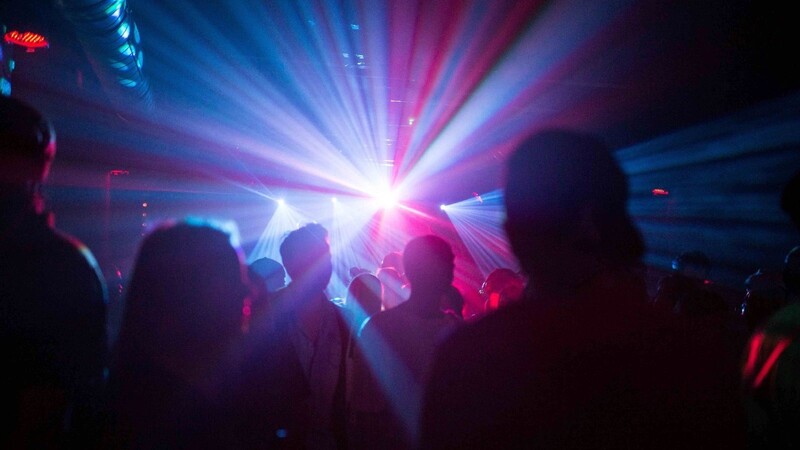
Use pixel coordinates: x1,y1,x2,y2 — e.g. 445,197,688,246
440,204,448,211
4,30,49,53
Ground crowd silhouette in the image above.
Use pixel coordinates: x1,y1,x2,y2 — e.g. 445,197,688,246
3,95,800,450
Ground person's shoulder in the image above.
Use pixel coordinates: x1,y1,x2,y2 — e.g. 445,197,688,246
440,301,533,354
52,228,101,268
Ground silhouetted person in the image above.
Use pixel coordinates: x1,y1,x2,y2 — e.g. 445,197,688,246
346,272,382,335
356,235,460,449
420,130,743,449
250,257,287,295
376,266,409,310
0,96,107,448
380,251,405,277
740,268,786,333
247,257,287,328
480,268,525,313
654,251,728,317
741,172,800,449
244,223,349,449
440,285,465,319
106,219,248,449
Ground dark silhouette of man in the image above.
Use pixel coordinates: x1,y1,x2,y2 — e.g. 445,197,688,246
741,172,800,449
242,223,348,449
354,235,460,449
419,130,743,449
0,96,107,448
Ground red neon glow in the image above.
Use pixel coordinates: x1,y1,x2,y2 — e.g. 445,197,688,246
651,188,669,196
753,337,791,388
742,332,764,379
4,30,49,52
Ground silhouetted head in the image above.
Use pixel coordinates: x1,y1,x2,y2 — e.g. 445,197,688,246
249,257,286,293
376,266,407,309
403,235,455,299
381,251,404,274
741,269,786,332
504,129,644,275
0,96,56,191
280,223,332,292
481,268,525,312
347,273,383,318
782,171,800,230
441,285,465,318
120,219,247,362
672,251,712,280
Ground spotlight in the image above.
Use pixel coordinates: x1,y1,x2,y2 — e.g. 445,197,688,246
277,198,285,206
331,197,338,203
440,204,448,211
375,190,398,209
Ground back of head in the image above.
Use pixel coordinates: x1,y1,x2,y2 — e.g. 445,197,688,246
376,266,407,309
672,251,712,280
347,273,382,317
481,268,525,311
504,129,643,271
0,96,56,186
742,269,786,332
249,257,286,293
280,222,332,289
381,251,404,273
403,235,455,294
121,220,246,357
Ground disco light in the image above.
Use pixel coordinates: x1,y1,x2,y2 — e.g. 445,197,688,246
374,189,399,209
4,30,49,53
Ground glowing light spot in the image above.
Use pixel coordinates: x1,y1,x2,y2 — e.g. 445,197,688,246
331,197,338,203
118,78,137,87
652,188,669,196
408,117,415,126
754,337,792,388
118,21,131,39
375,189,398,209
118,43,134,56
142,202,148,208
440,204,448,211
277,198,285,206
4,30,49,52
743,332,763,379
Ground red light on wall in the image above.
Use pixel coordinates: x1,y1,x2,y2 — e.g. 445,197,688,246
4,30,50,52
652,188,669,196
